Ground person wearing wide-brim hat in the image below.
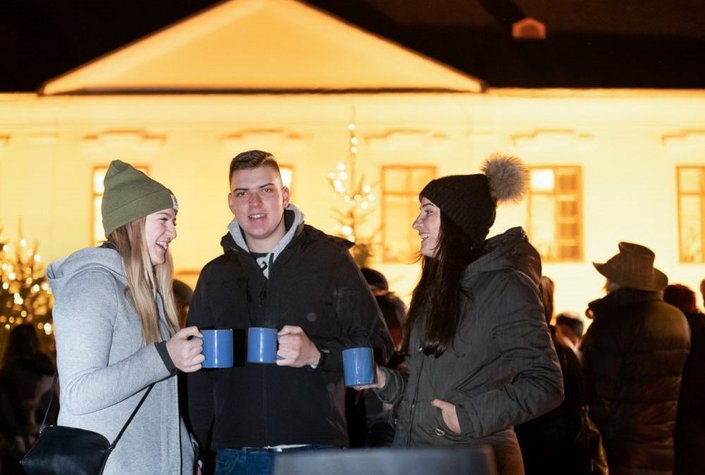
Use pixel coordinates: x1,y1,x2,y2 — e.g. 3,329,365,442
581,241,691,474
593,241,668,293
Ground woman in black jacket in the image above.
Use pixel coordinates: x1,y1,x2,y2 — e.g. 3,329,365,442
368,154,564,475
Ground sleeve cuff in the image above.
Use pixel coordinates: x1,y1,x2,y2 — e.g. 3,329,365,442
309,347,329,370
155,341,177,372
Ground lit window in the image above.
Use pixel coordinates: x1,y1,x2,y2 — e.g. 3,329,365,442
527,166,583,262
92,165,149,245
677,166,705,263
279,165,293,188
381,166,436,262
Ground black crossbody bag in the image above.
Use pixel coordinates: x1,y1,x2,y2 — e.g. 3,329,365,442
21,375,154,475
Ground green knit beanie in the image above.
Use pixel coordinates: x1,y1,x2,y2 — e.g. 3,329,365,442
101,160,178,237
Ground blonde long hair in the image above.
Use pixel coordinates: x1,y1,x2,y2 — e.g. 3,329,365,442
107,217,179,344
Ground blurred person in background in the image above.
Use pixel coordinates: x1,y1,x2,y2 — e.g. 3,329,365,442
581,242,690,475
663,283,705,475
347,267,408,447
0,324,54,474
555,311,584,355
173,279,194,329
516,276,597,475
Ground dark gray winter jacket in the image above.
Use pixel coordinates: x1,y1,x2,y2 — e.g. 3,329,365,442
377,228,563,460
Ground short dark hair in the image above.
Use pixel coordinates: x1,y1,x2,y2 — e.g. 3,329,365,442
229,150,281,182
172,279,193,311
538,276,555,325
360,267,389,291
555,312,584,338
664,283,697,315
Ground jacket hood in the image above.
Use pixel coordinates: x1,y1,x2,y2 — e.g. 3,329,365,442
463,227,542,286
221,204,305,278
47,247,126,297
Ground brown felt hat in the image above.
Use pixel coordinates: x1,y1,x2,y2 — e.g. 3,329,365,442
593,242,668,291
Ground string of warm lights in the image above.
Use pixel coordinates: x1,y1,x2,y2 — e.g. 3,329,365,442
326,112,376,245
0,224,53,337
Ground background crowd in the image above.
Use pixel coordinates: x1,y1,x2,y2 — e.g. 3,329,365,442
0,152,703,475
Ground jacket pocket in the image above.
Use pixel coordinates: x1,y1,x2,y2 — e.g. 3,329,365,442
416,400,473,443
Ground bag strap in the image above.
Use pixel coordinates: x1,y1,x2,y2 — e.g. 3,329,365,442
110,383,154,448
40,373,154,448
39,373,59,429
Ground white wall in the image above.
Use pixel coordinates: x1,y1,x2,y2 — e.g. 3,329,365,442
1,89,705,325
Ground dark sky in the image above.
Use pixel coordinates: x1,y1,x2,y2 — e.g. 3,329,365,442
2,0,705,92
1,0,221,91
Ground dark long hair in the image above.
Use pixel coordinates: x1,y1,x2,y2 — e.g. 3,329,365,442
405,210,482,357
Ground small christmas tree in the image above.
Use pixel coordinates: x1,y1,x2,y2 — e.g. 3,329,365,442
0,224,54,358
327,115,379,267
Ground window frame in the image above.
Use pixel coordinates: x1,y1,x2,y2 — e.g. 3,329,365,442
676,165,705,263
527,165,583,262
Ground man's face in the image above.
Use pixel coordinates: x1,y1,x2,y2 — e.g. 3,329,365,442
228,166,289,253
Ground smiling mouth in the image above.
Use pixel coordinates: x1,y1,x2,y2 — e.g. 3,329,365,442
156,241,169,251
249,213,266,220
419,233,429,241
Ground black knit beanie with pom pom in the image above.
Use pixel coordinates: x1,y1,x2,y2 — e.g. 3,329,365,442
420,153,528,246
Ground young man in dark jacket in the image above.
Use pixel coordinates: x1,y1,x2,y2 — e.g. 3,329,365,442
581,242,691,475
187,150,392,475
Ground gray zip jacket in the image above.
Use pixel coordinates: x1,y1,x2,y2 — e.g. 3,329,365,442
47,247,196,474
377,228,563,472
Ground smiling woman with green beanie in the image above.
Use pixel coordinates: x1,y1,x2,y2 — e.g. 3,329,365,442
363,153,564,475
46,160,204,474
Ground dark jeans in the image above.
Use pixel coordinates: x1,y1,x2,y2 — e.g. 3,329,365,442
215,445,338,475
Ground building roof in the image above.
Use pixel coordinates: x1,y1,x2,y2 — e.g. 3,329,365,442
40,0,482,95
2,0,704,92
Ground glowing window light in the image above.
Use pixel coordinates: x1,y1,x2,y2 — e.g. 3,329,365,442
280,166,293,188
531,169,555,191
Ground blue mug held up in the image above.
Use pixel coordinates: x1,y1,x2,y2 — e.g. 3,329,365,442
342,347,375,387
247,327,278,364
201,329,234,369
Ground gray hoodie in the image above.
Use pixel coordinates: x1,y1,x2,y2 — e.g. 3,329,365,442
48,247,195,474
227,203,304,278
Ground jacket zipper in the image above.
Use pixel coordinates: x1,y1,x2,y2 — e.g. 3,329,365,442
260,284,269,445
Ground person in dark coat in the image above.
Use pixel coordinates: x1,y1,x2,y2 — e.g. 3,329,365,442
346,268,408,448
0,324,54,475
186,150,392,475
368,153,564,475
516,276,594,475
581,242,691,475
663,284,705,475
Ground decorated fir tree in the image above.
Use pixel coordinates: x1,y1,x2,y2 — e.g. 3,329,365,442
327,115,379,267
0,225,54,358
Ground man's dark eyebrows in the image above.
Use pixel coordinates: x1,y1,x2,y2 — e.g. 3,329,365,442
233,182,275,192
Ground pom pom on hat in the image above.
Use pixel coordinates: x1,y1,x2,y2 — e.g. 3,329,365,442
101,160,178,237
482,153,528,203
420,152,528,245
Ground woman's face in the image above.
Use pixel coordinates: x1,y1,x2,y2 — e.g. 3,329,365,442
145,208,177,266
412,196,441,258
